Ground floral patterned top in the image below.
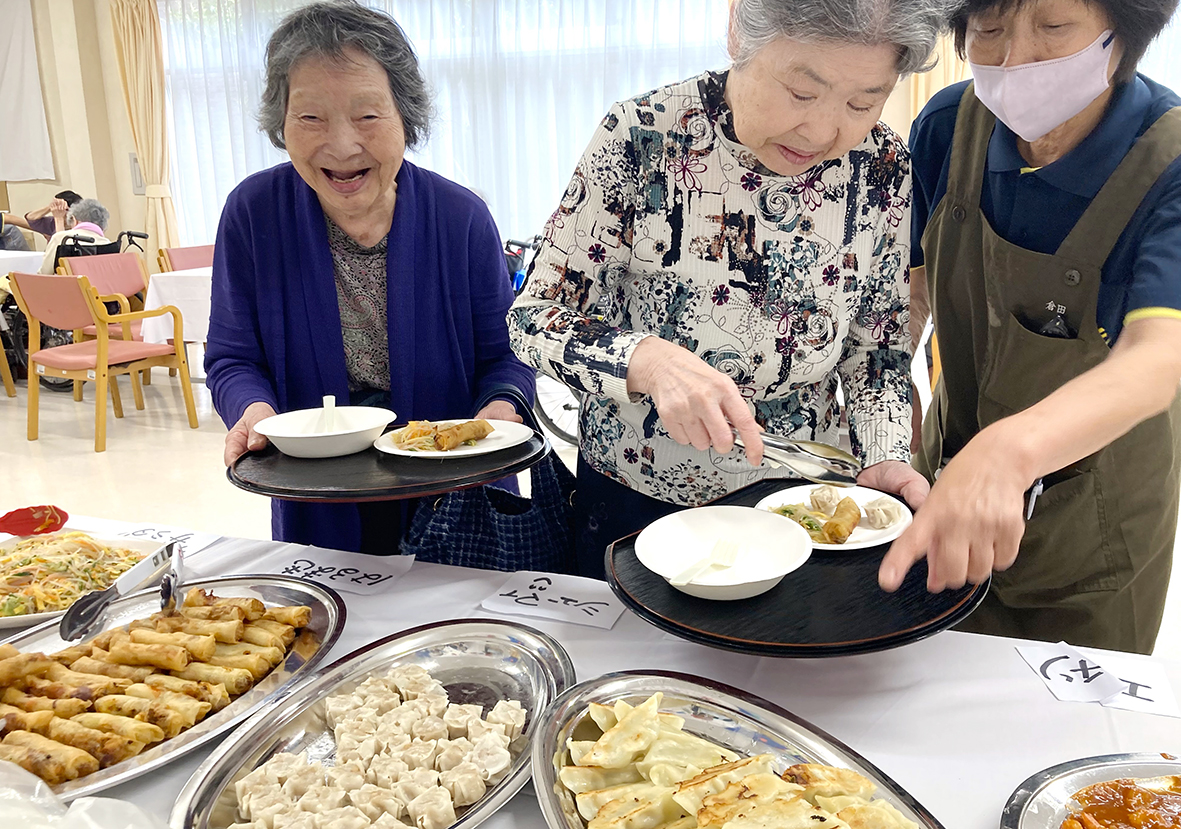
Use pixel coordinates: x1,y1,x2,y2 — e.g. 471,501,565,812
508,71,913,506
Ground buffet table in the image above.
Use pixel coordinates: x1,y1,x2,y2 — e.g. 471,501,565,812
69,532,1181,829
141,266,212,345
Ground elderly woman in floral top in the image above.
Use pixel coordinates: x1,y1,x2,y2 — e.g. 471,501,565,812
509,0,953,578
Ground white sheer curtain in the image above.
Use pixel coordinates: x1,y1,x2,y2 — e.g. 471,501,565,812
1141,11,1181,90
158,0,729,245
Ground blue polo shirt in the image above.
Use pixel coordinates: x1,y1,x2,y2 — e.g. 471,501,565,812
910,75,1181,344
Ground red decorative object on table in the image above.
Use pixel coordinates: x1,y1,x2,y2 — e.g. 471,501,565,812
0,505,68,535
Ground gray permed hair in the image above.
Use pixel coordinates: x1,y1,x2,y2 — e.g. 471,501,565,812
68,199,109,232
259,0,431,150
730,0,957,75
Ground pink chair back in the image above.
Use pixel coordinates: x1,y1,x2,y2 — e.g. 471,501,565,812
60,253,147,298
10,273,95,331
164,245,214,270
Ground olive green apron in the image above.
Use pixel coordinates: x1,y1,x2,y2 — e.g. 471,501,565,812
917,85,1181,654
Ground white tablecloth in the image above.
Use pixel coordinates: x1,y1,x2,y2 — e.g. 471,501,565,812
60,533,1180,829
142,267,212,344
0,250,45,300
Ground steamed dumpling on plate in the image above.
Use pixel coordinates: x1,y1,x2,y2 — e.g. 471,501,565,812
862,496,906,530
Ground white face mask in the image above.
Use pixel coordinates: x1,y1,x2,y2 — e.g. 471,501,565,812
970,30,1116,142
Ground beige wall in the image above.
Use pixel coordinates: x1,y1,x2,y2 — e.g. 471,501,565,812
5,0,143,250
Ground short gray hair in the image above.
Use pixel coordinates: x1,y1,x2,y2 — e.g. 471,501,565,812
68,199,109,231
731,0,956,75
259,0,431,151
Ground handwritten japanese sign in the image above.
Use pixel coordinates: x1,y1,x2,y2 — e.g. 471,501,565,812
481,571,626,630
265,546,415,596
1017,642,1180,718
117,523,220,559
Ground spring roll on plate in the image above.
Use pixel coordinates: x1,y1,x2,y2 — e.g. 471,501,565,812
125,684,212,722
143,673,231,711
68,656,153,683
71,712,165,745
822,498,862,545
1,688,90,717
129,628,217,661
41,716,143,767
108,639,189,672
435,419,493,451
175,662,254,695
262,605,312,628
0,734,99,784
94,695,190,739
0,704,56,736
0,653,55,686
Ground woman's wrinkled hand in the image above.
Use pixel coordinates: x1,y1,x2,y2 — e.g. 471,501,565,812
475,400,523,424
878,429,1028,594
224,401,277,466
626,337,764,466
857,460,930,510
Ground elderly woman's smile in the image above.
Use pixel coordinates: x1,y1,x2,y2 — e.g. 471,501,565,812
284,48,405,239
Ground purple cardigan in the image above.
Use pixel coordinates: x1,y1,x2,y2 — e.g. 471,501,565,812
205,161,534,550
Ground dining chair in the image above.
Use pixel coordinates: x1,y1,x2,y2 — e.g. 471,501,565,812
8,272,199,452
59,251,162,395
158,244,214,272
0,297,15,398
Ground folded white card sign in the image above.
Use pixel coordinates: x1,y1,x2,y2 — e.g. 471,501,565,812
1017,641,1180,718
481,571,626,630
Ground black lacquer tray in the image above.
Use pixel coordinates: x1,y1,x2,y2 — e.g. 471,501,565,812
606,479,988,657
229,433,549,502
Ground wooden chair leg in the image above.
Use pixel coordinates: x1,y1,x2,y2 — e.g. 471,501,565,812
131,368,145,410
0,348,14,398
110,375,124,419
174,355,199,429
169,368,177,377
142,368,152,386
94,370,108,452
73,379,83,401
27,363,40,440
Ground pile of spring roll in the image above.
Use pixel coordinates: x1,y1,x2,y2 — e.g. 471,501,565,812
0,587,312,786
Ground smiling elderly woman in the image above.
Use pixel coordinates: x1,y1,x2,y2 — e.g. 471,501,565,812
509,0,954,578
205,1,534,554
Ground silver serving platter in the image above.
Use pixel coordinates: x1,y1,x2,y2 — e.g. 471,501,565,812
1001,752,1181,827
171,618,577,829
1,574,346,802
532,670,945,829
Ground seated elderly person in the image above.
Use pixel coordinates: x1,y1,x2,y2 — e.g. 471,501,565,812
206,0,534,554
2,190,83,241
39,199,112,273
509,0,949,578
0,215,30,251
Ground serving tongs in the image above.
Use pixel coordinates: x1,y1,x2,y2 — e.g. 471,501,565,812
734,431,862,486
59,541,176,641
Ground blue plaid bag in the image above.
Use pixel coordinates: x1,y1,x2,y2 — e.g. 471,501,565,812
399,388,577,573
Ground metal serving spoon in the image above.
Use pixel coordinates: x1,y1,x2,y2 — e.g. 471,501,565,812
58,541,175,641
733,431,862,487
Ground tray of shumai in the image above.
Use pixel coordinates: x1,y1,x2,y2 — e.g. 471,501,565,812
0,575,346,801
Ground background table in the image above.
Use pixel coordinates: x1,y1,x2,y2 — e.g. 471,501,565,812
142,266,212,344
0,249,45,300
34,532,1171,829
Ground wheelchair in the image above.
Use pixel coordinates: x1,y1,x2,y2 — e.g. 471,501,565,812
1,230,149,392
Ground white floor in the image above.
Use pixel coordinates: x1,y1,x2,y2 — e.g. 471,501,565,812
1,371,1178,659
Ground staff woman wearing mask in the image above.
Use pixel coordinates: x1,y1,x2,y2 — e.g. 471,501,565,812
886,0,1181,654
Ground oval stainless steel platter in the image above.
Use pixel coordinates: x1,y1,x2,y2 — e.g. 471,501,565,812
1001,752,1181,828
171,618,576,829
532,670,945,829
1,574,346,802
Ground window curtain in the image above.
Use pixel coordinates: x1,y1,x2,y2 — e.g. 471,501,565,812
111,0,180,267
0,0,54,181
1141,13,1181,91
908,35,969,123
158,0,730,245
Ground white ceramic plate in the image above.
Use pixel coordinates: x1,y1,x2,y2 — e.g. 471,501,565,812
374,419,535,458
633,505,812,600
755,485,913,551
0,533,163,630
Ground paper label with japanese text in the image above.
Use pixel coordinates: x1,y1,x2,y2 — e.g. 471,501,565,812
116,523,221,559
1017,641,1180,717
481,571,626,630
265,546,415,596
